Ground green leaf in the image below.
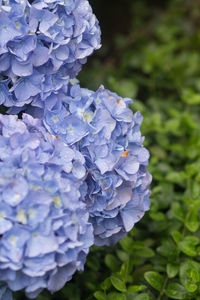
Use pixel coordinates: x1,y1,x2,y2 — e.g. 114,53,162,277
165,119,180,132
185,163,200,177
110,275,126,292
134,247,155,258
165,283,188,299
185,282,198,293
128,285,147,292
166,172,185,184
178,236,199,257
182,88,200,105
134,293,150,300
107,292,126,300
185,207,199,232
117,250,129,262
144,271,164,291
119,236,133,252
171,231,183,244
190,268,200,283
94,291,107,300
167,263,179,278
105,254,119,272
172,202,185,222
149,211,166,221
185,282,197,293
108,77,138,99
157,239,179,260
120,262,129,279
101,278,111,291
132,242,155,258
180,260,200,292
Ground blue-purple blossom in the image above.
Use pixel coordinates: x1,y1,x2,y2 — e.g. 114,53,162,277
0,0,101,107
0,114,93,298
43,84,152,246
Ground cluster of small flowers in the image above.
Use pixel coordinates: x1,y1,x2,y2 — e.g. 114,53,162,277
0,114,93,299
43,83,152,246
0,0,151,299
0,0,101,107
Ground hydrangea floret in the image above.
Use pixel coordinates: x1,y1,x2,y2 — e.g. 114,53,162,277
0,114,93,299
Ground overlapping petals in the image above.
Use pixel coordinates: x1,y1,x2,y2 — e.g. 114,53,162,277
0,0,101,107
43,84,152,246
0,114,93,298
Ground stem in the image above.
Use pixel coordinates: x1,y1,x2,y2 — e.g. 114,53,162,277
157,276,168,300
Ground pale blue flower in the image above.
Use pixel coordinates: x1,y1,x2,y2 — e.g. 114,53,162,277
0,114,93,298
0,0,101,107
42,83,152,246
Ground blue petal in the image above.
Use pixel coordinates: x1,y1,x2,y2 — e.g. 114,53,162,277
12,58,33,77
25,234,58,257
47,264,77,292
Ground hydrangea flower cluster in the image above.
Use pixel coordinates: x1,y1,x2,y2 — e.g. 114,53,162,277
43,83,152,246
0,0,151,299
0,0,101,107
0,114,93,299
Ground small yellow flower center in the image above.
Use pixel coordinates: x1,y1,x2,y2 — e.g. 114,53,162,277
0,212,5,219
17,210,27,224
9,235,17,245
16,22,21,29
83,112,93,122
53,196,62,208
52,115,59,123
14,193,21,202
96,98,101,104
67,125,74,133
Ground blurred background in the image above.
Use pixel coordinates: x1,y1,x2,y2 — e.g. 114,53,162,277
18,0,200,299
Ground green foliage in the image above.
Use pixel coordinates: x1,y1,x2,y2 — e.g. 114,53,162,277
17,0,200,299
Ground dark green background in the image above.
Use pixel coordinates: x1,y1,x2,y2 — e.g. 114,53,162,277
17,0,200,299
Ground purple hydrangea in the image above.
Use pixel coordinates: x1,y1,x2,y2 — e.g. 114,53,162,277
43,83,152,246
0,114,93,298
0,0,101,107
